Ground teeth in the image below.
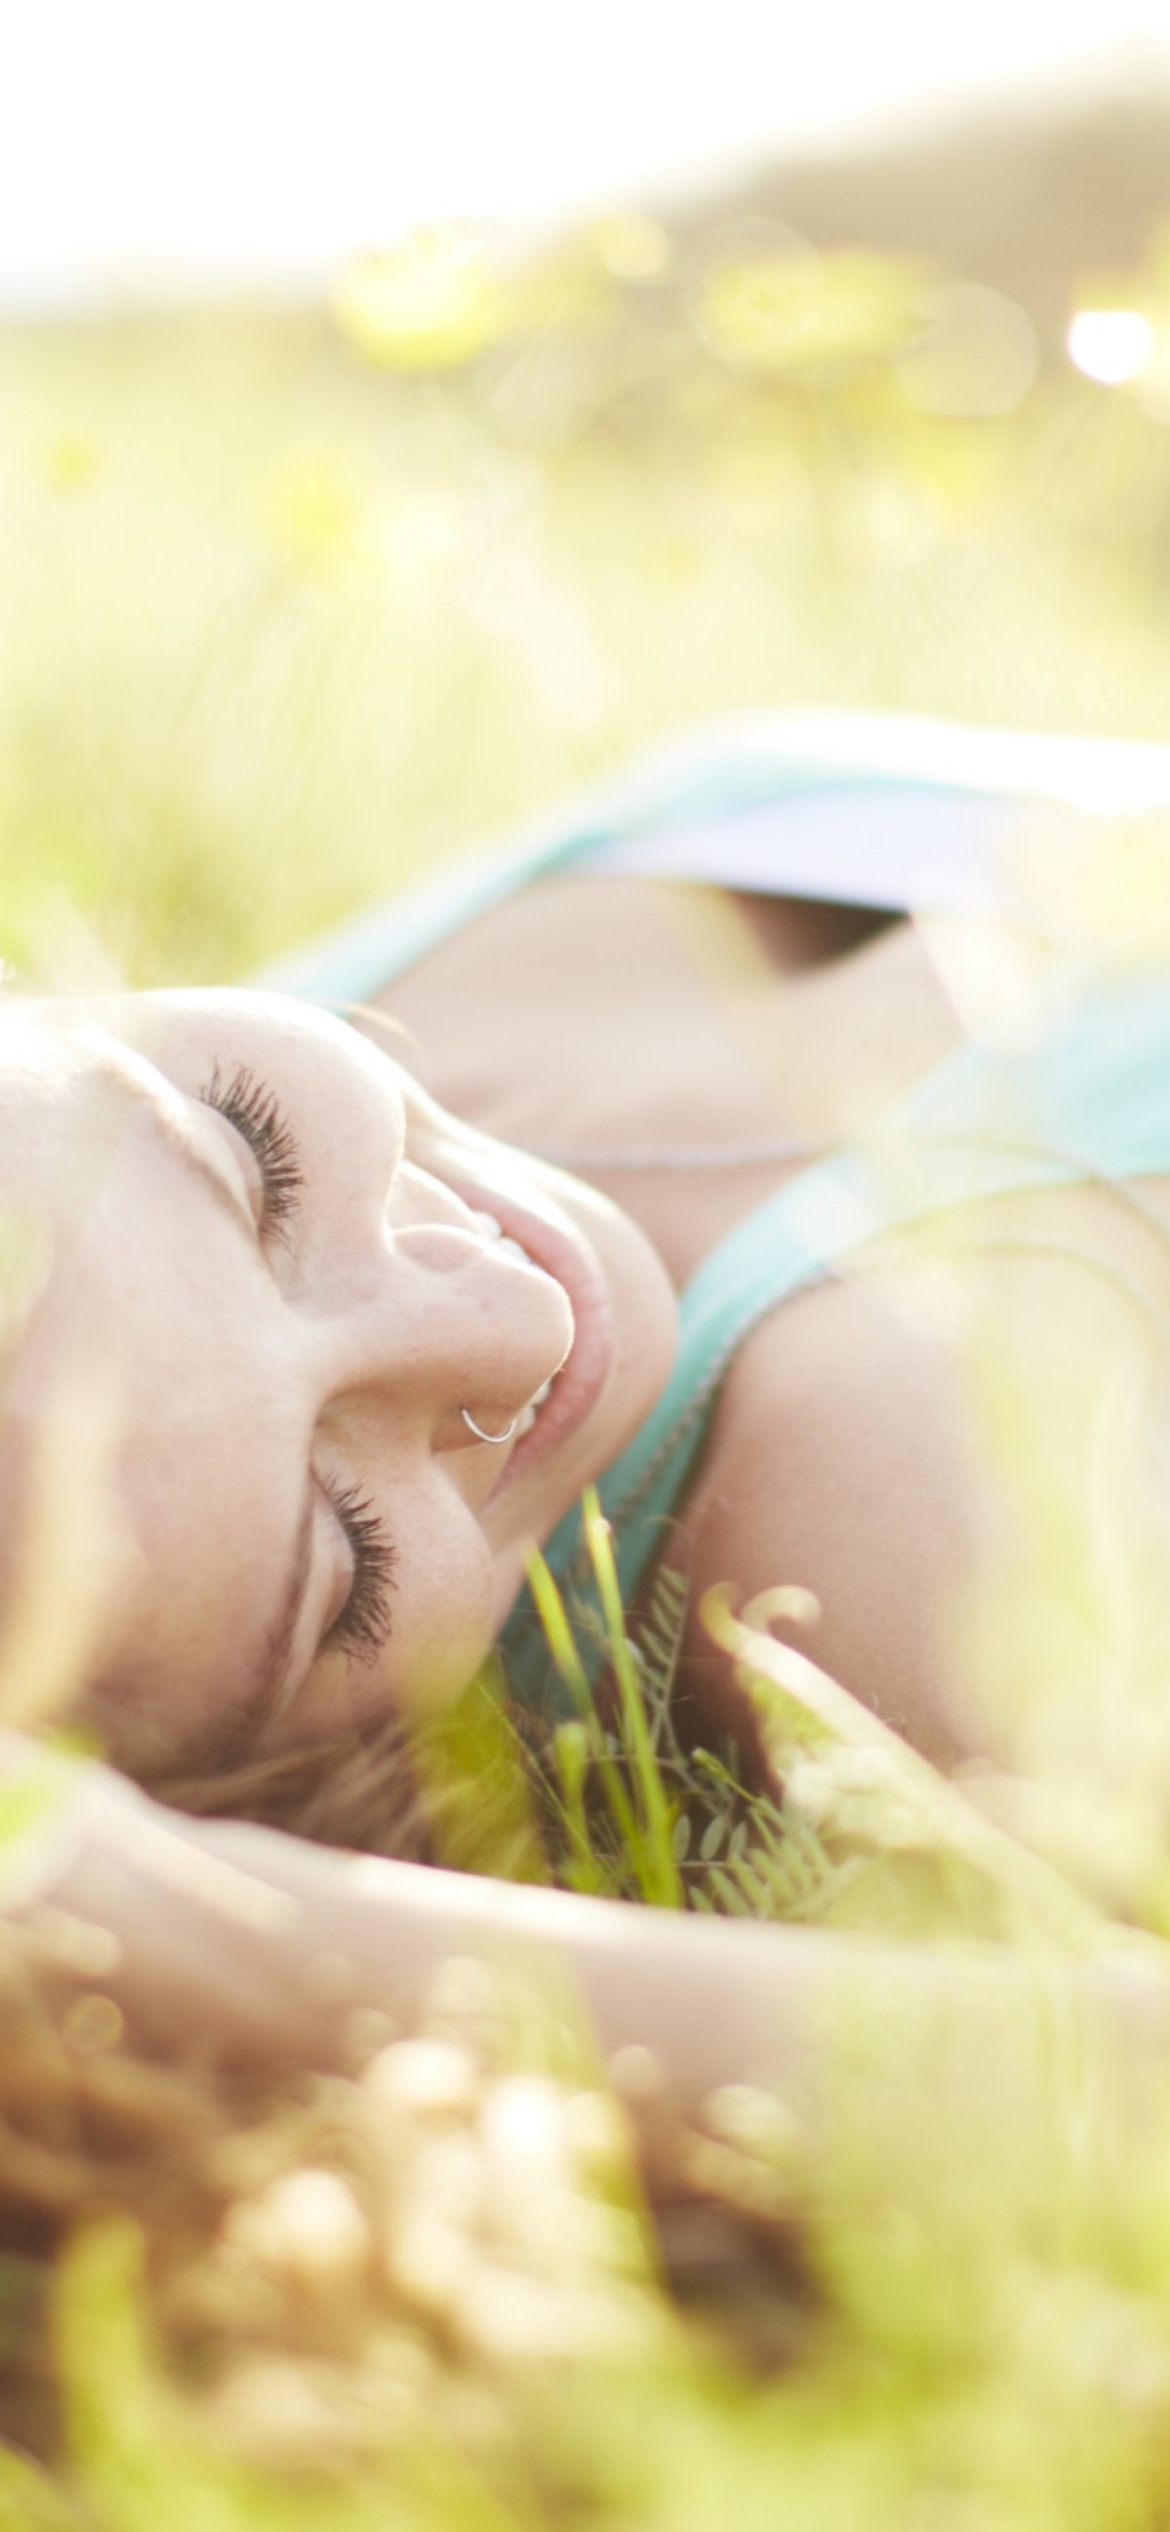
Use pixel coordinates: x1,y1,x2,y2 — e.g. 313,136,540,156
515,1376,555,1434
468,1210,535,1271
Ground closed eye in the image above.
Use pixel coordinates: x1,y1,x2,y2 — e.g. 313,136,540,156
323,1479,397,1664
198,1063,305,1241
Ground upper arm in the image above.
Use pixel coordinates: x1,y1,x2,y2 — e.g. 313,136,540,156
679,1277,986,1768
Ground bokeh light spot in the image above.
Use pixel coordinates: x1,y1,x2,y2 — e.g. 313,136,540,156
690,219,932,383
590,211,672,283
43,434,101,493
898,282,1039,417
1066,308,1154,386
330,229,508,372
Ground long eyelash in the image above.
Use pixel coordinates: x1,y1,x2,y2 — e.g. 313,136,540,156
326,1481,397,1665
199,1062,305,1237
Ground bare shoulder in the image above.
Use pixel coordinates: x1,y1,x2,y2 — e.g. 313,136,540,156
675,1271,987,1767
675,1171,1170,1772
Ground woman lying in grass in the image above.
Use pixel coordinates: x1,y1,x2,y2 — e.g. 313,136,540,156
5,711,1170,2103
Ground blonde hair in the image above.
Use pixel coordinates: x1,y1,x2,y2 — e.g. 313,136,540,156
139,1712,435,1862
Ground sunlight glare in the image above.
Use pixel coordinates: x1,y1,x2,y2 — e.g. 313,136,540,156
1066,307,1155,384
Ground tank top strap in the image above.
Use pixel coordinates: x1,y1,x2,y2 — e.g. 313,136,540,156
253,711,1110,1008
614,974,1170,1575
503,970,1170,1709
251,710,1170,1710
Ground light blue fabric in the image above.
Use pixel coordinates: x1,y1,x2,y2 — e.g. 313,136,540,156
257,709,1170,1008
254,720,1036,1009
569,974,1170,1602
257,716,1170,1711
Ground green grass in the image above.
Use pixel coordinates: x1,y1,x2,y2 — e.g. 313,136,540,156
4,234,1170,995
8,225,1170,2526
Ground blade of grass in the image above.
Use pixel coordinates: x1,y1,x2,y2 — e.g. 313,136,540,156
526,1543,642,1864
582,1488,683,1909
552,1719,613,1897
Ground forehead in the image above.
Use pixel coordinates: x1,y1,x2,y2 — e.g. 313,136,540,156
0,1011,307,1742
0,984,383,1097
0,1008,192,1215
0,1019,170,1400
127,986,398,1099
0,987,386,1220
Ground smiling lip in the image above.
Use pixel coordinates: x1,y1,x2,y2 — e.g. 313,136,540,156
434,1166,615,1491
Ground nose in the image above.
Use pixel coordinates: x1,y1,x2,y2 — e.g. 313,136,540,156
316,1183,574,1442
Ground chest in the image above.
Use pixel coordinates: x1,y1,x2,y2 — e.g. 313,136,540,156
374,873,956,1282
372,876,1170,1773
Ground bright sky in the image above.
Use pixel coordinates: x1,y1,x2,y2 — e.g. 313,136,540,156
4,0,1170,306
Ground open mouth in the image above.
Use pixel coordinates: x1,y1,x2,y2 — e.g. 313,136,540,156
464,1210,562,1442
433,1170,615,1490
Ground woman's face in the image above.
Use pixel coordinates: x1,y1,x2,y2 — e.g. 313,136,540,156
0,991,677,1771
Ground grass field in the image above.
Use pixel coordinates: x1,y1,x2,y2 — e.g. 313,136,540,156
4,210,1170,994
7,212,1170,2528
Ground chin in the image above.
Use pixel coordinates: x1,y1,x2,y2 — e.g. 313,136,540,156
592,1212,678,1449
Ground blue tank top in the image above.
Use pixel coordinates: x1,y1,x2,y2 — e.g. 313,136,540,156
258,712,1170,1703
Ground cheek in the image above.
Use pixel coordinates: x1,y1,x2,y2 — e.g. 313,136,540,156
110,1414,301,1737
383,1538,496,1717
381,1472,498,1712
294,1486,498,1742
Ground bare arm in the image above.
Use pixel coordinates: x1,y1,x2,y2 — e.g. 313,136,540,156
682,1282,983,1771
2,1733,830,2100
5,1735,1170,2142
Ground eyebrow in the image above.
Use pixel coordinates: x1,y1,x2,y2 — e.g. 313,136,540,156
91,1047,259,1250
164,1103,259,1246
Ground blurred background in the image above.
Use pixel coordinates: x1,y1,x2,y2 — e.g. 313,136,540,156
5,0,1170,986
10,23,1170,2518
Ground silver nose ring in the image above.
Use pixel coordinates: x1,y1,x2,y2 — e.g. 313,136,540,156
460,1406,519,1445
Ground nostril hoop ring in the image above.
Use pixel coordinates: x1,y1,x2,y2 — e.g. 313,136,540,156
460,1406,519,1445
